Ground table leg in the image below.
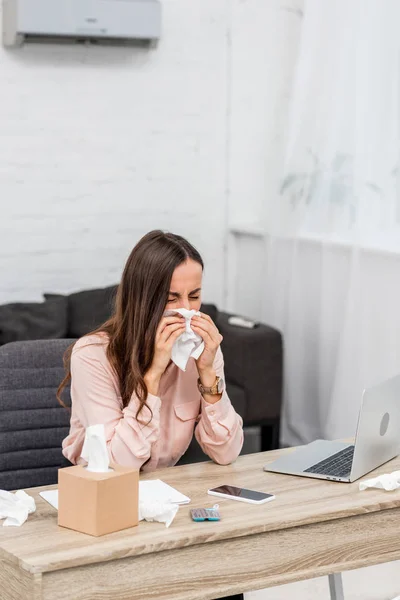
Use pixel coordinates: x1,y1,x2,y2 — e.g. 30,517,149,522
328,573,344,600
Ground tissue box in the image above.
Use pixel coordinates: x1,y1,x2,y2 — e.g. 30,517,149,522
58,464,139,536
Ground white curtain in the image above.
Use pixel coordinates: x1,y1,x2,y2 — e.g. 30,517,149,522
262,0,400,446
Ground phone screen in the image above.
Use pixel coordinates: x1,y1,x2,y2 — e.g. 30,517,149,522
210,485,273,502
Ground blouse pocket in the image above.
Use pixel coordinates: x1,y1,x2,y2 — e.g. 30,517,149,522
174,399,200,422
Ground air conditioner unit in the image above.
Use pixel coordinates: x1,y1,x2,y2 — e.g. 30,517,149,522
2,0,162,47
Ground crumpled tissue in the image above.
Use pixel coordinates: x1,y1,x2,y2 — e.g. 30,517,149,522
165,308,204,371
0,489,36,526
139,501,179,528
359,470,400,491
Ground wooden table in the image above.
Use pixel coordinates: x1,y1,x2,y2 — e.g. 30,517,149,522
1,448,400,600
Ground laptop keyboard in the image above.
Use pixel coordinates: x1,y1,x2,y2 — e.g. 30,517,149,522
304,445,355,478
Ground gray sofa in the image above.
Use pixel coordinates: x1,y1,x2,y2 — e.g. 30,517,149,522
0,287,283,490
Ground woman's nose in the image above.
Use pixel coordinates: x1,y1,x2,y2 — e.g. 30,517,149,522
177,298,190,310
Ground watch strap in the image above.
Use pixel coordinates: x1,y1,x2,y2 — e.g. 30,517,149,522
197,376,221,395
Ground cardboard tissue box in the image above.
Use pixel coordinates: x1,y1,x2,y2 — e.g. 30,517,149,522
58,464,139,536
58,424,139,536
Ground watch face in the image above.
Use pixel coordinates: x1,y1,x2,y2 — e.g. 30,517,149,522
217,377,224,393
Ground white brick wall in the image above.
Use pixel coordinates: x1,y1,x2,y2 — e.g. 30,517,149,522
0,0,232,305
0,0,298,308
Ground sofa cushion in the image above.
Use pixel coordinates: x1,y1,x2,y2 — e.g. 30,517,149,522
46,286,118,338
225,381,246,418
59,287,216,338
67,285,118,338
218,312,283,423
200,303,218,323
0,296,68,346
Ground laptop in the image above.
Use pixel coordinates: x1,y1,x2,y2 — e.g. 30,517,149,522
264,373,400,483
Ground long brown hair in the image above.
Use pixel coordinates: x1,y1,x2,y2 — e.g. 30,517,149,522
57,230,204,422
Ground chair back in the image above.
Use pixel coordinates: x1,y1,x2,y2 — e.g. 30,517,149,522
0,339,74,490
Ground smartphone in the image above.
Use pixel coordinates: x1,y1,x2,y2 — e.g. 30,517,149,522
207,485,275,505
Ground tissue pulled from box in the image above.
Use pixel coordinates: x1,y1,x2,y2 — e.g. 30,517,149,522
359,470,400,491
80,423,112,472
139,500,179,528
0,489,36,526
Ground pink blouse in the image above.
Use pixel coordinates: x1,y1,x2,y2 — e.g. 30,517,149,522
62,334,244,472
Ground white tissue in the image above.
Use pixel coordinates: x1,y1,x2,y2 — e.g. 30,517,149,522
359,470,400,491
0,489,36,526
165,308,205,371
80,424,112,472
139,500,179,528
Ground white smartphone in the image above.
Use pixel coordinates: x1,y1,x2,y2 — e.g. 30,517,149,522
207,484,275,505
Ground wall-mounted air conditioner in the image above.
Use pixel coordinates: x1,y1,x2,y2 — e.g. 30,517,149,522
2,0,162,47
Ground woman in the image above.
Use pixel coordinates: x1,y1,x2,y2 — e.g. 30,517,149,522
59,230,244,600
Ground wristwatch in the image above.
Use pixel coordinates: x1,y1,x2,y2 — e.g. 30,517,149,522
197,376,224,395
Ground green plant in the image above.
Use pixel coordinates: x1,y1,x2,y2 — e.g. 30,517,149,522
279,150,358,224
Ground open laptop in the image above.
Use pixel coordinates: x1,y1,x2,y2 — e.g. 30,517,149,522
264,373,400,483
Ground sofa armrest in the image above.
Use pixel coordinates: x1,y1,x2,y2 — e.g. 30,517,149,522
216,312,283,425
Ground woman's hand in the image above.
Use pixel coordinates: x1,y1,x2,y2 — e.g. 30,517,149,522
144,314,185,394
191,313,223,381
